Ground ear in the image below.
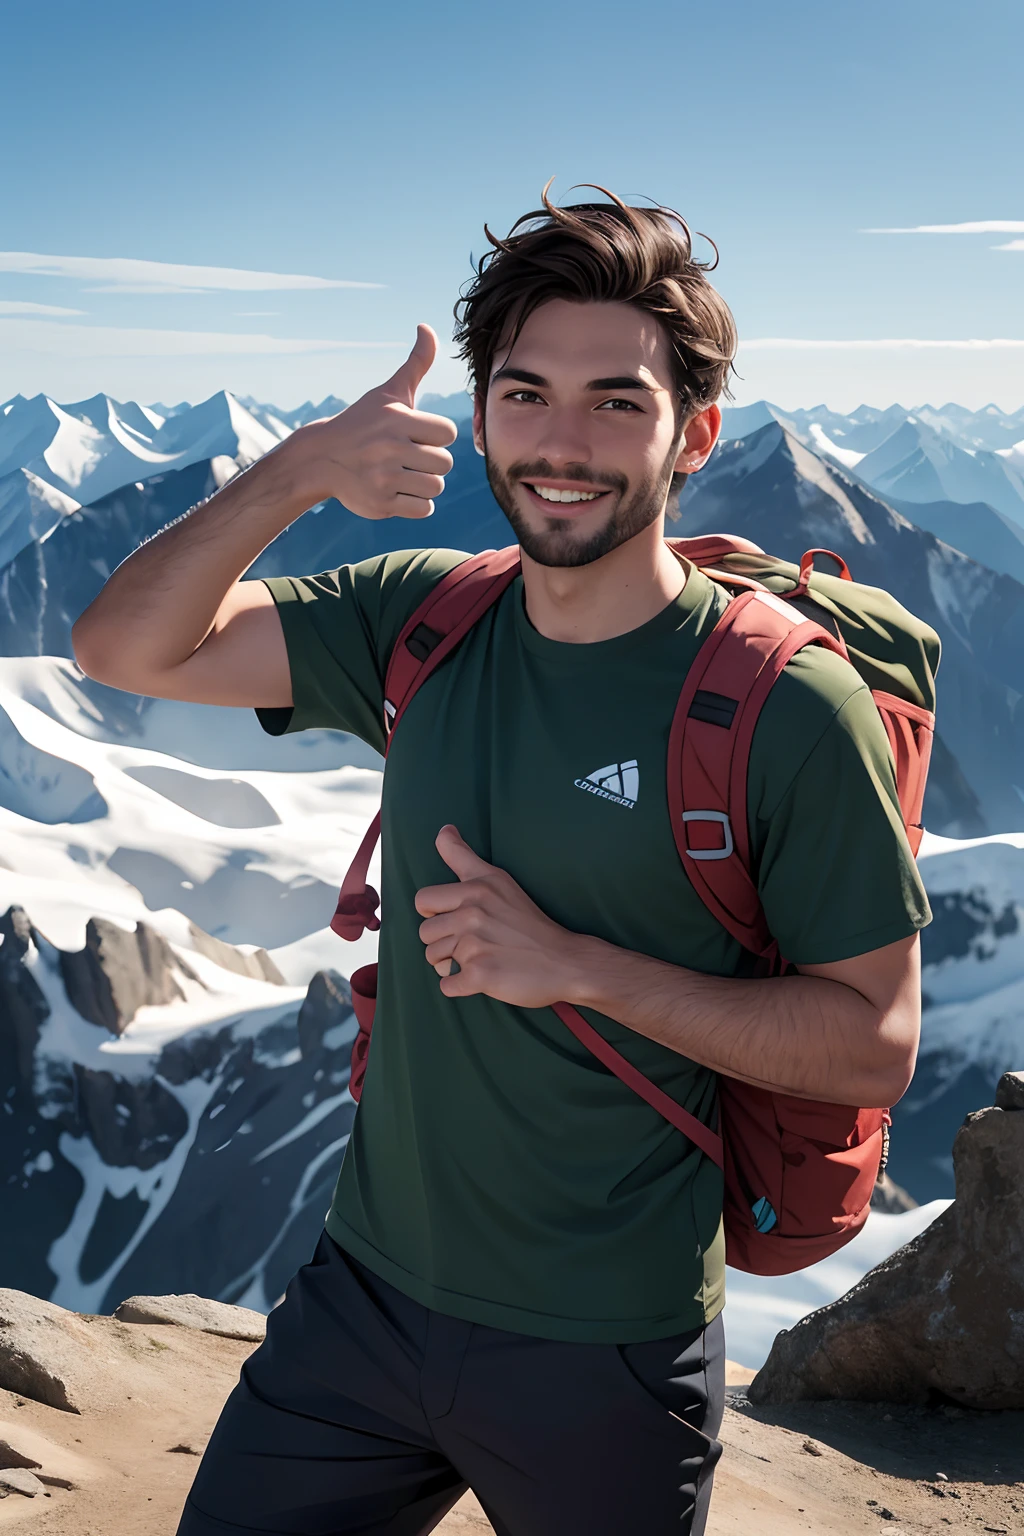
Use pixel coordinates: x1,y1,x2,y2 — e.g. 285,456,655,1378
472,392,486,457
673,403,721,476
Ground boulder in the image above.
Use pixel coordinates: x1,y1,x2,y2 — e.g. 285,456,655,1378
113,1293,266,1342
0,1289,99,1413
749,1073,1024,1409
997,1068,1024,1110
58,916,200,1035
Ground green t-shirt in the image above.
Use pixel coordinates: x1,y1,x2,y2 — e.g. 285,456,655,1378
257,548,930,1343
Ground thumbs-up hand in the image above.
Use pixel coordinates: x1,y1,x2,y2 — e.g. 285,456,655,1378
414,825,591,1005
295,324,458,519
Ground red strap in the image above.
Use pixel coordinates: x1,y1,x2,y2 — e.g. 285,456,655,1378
330,811,382,940
384,547,521,736
793,547,853,597
551,1002,725,1167
668,587,846,959
333,548,522,941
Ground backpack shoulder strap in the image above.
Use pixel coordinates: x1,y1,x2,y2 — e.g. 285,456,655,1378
668,585,847,962
331,545,521,941
384,546,522,736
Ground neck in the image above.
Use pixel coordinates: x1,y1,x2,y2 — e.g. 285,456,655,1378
519,518,686,643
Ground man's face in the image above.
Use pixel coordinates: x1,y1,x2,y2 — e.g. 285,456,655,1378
473,298,719,568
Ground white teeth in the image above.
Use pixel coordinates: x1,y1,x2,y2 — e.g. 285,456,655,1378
530,485,602,503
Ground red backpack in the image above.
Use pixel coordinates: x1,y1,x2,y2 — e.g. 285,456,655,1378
329,537,938,1277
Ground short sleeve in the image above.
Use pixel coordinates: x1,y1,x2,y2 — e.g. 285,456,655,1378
749,653,932,965
254,547,469,752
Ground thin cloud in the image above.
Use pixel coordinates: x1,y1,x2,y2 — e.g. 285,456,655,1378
0,251,382,294
862,221,1024,235
0,318,402,357
0,300,85,316
994,240,1024,252
742,338,1024,351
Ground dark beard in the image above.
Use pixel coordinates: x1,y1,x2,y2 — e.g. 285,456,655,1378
484,445,679,569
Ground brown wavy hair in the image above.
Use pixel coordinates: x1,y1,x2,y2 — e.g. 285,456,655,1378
454,180,738,419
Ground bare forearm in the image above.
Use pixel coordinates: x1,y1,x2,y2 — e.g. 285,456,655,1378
72,435,312,676
564,937,913,1106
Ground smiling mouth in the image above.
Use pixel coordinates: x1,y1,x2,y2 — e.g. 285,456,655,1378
521,482,612,510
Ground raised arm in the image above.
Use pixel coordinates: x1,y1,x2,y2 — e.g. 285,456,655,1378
71,326,456,706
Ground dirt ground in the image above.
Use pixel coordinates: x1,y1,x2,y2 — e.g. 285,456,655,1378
1,1328,1021,1535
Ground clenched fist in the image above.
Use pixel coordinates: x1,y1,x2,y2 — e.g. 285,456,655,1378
293,324,458,519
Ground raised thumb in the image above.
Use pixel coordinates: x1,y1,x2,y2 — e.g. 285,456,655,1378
383,323,437,406
435,824,491,881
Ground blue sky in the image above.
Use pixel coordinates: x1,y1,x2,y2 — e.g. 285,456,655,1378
1,0,1021,410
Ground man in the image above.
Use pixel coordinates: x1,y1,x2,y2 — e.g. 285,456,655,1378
73,188,928,1535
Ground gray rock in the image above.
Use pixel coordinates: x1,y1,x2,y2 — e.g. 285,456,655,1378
113,1293,266,1342
996,1070,1024,1110
297,969,353,1059
0,906,50,1081
187,921,285,985
58,916,201,1034
0,1468,46,1497
870,1172,918,1214
749,1080,1024,1409
69,1062,188,1169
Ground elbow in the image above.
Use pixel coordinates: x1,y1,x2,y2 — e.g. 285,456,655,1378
71,616,111,683
71,615,134,690
881,1051,917,1108
866,1020,920,1109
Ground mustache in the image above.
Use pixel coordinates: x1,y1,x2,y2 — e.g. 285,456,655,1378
507,459,627,496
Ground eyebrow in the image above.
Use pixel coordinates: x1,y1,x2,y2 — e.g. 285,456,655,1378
491,366,655,393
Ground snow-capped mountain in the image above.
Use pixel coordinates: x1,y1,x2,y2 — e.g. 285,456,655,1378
238,394,348,435
0,654,382,1312
0,390,286,572
897,829,1024,1199
1,385,1022,1328
4,409,1023,835
853,417,1024,528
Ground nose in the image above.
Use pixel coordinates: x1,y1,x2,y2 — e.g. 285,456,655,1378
533,404,595,470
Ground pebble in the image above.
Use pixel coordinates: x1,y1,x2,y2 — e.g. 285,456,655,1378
802,1439,824,1457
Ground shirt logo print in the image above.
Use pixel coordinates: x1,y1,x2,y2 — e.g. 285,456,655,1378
573,760,639,809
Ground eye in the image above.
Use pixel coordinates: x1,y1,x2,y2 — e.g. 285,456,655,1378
505,389,546,405
597,397,642,412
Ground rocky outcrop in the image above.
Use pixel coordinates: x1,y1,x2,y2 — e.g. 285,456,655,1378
187,920,285,985
0,1287,263,1419
0,904,357,1312
113,1293,266,1341
750,1071,1024,1409
58,916,201,1035
297,968,353,1058
0,1289,100,1413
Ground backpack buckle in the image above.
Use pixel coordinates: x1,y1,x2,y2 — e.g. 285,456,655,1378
682,810,734,861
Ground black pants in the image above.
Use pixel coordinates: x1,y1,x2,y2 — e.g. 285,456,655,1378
178,1233,724,1536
